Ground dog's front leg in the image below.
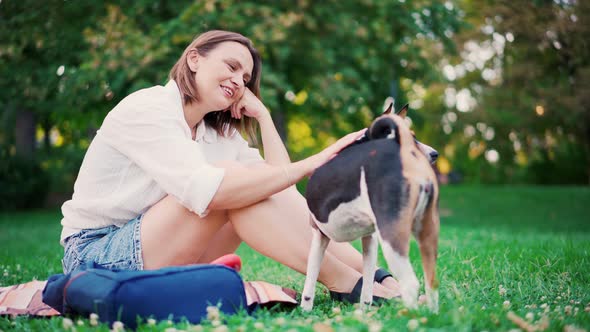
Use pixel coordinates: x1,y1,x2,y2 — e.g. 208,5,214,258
301,226,330,311
360,233,378,310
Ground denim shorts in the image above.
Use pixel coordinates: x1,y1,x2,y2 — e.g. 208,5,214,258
62,215,144,274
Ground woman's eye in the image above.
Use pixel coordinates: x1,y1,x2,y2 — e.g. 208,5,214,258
228,64,235,71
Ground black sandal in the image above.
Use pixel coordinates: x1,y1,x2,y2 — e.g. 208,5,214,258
374,268,393,284
329,268,394,304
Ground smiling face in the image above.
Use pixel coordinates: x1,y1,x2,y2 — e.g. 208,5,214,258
187,41,254,112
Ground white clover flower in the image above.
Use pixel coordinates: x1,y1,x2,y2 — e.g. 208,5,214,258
332,307,341,315
76,319,84,326
164,328,177,332
503,300,511,309
407,319,419,331
254,322,264,329
89,313,99,326
211,320,222,327
112,320,124,332
207,306,221,321
368,322,382,332
62,318,74,330
275,317,287,325
498,284,507,296
189,325,204,332
213,326,229,332
147,318,157,326
525,312,534,321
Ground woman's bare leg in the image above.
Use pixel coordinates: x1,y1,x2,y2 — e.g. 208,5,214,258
140,195,230,269
257,186,400,292
197,223,242,263
140,192,395,297
227,187,396,296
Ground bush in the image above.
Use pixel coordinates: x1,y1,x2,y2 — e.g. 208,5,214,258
0,146,49,210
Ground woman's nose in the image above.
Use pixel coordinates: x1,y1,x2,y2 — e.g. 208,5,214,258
230,75,242,88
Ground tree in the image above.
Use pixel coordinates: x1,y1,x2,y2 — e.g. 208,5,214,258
441,0,589,184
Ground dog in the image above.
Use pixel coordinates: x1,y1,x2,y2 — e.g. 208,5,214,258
301,103,440,312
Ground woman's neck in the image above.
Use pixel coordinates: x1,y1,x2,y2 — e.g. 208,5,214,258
182,101,210,129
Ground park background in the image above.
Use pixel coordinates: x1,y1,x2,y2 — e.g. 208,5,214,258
1,1,589,331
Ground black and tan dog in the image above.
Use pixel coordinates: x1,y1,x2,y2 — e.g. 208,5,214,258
301,104,440,312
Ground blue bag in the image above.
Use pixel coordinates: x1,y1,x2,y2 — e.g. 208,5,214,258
42,262,249,328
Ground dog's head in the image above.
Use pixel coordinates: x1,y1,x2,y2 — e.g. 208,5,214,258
368,103,438,164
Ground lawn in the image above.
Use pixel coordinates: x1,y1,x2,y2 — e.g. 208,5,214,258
1,185,589,331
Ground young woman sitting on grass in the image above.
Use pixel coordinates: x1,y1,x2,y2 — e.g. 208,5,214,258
59,30,399,302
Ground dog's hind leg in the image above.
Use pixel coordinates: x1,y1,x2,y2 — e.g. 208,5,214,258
379,223,419,309
301,225,330,311
416,198,440,313
360,233,378,309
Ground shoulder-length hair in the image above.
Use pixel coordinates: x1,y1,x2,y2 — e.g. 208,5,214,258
169,30,262,144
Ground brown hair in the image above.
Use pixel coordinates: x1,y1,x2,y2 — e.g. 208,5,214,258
169,30,262,144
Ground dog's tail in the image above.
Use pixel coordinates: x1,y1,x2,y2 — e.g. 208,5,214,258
368,116,399,143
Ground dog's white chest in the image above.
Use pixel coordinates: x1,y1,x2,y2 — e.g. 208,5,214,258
314,168,376,242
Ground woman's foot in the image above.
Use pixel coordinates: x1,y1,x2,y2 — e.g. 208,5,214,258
379,275,401,294
374,268,401,295
328,275,399,303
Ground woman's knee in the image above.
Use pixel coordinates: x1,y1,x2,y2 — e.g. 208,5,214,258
145,195,228,228
227,186,303,221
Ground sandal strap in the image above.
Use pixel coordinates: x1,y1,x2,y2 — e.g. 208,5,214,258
329,277,387,304
374,268,393,283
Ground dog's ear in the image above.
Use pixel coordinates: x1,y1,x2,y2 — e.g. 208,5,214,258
383,102,393,115
395,103,409,118
369,117,400,144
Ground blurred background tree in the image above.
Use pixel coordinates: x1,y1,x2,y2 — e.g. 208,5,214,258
0,0,587,210
437,0,589,184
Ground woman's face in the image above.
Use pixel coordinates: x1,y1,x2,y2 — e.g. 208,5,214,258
188,41,254,112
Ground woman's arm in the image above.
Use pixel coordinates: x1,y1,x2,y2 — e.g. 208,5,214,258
209,88,364,211
256,112,290,165
208,128,365,211
230,88,290,165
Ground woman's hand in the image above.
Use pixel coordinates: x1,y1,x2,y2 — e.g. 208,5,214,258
302,128,367,176
230,88,269,120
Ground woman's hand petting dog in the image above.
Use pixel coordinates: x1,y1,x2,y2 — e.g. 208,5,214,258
303,128,367,177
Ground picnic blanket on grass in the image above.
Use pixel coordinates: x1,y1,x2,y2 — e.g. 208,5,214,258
0,279,297,318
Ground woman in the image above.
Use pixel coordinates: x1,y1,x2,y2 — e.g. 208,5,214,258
60,30,399,301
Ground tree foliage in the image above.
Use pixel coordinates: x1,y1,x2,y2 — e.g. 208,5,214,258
439,0,589,184
3,0,585,209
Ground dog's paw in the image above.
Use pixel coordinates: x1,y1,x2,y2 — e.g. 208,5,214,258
426,288,439,313
300,295,314,312
300,301,313,312
400,278,419,309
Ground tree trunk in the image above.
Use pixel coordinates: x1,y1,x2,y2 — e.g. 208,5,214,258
15,109,36,159
42,117,51,151
273,96,288,143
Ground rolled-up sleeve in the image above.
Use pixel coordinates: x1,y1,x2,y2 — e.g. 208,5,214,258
98,96,224,217
231,132,264,165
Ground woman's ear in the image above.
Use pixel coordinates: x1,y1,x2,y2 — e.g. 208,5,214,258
187,49,200,72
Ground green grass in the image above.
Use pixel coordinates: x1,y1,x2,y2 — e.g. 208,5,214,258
1,186,590,331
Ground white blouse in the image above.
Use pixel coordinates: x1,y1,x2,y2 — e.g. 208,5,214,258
60,80,262,244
